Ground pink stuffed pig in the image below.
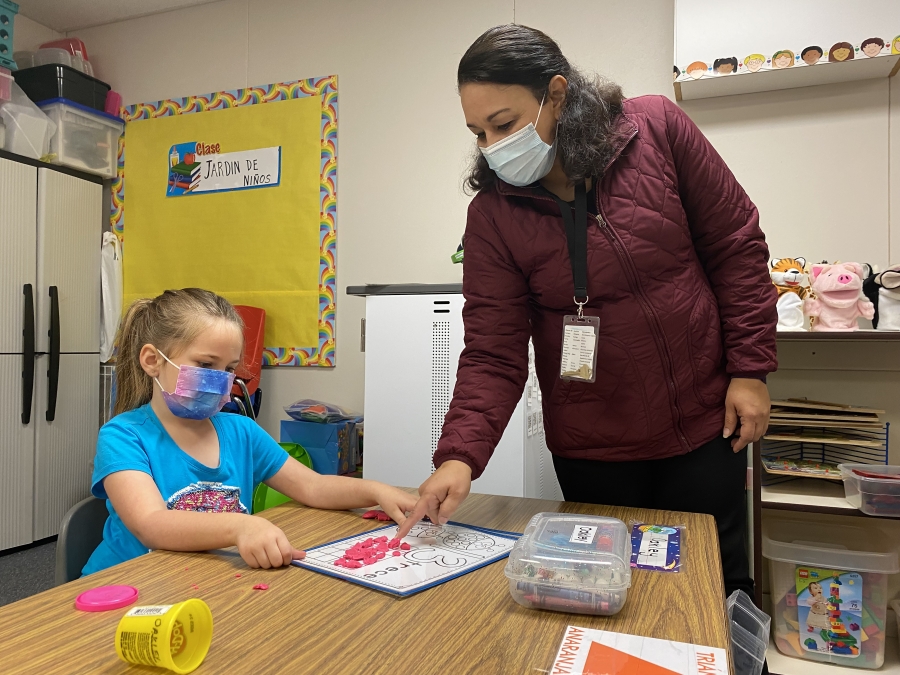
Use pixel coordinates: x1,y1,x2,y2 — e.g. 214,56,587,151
804,262,874,331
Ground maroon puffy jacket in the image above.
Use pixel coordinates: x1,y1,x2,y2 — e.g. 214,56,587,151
434,95,778,479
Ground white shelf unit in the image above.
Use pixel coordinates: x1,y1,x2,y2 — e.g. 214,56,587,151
768,634,900,675
675,53,900,101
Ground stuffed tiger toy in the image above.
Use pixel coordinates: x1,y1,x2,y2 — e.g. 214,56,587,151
770,257,810,299
770,257,809,330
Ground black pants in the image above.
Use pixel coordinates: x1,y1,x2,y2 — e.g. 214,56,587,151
552,435,754,601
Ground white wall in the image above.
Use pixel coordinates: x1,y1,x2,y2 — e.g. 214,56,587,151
70,0,675,438
12,13,61,52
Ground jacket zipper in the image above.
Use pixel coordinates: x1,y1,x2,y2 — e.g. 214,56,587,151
594,210,692,452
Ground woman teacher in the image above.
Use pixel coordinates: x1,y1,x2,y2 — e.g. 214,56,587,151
399,25,777,601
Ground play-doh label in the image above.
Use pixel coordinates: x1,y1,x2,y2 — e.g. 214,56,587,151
796,567,862,658
167,141,281,196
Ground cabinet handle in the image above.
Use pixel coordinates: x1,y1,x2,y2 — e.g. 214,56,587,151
22,284,35,424
46,286,59,422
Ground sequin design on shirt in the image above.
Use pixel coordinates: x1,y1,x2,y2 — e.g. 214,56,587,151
166,481,248,514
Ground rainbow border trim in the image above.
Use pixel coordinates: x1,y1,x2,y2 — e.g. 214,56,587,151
111,76,338,367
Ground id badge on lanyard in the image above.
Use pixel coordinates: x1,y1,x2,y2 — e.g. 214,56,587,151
552,182,600,383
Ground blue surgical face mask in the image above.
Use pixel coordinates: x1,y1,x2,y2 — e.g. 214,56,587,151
479,95,557,187
154,350,235,420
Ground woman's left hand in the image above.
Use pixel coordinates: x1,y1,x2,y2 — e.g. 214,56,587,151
723,378,771,452
372,484,419,530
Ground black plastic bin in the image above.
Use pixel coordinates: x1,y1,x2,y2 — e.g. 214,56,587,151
12,64,110,112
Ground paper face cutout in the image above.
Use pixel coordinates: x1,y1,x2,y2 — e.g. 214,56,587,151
829,42,854,62
861,37,886,58
893,36,900,54
772,50,795,69
801,46,823,65
743,54,766,72
713,57,738,74
673,66,680,81
686,61,707,79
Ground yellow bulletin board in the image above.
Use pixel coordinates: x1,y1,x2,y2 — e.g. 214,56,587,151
112,78,338,366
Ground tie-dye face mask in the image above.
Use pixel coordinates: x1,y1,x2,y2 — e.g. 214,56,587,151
154,350,235,420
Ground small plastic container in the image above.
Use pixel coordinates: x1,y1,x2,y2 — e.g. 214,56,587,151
840,464,900,517
727,590,770,675
33,47,72,68
1,81,56,159
37,98,124,178
504,512,631,616
12,50,33,69
115,600,212,674
39,37,88,62
0,65,10,102
105,89,122,117
764,519,899,669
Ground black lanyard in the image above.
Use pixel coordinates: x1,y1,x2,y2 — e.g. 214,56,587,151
548,181,589,313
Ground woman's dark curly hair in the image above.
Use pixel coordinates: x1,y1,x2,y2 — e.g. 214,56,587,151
458,24,626,193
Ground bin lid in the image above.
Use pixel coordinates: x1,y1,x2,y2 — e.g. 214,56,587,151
36,96,124,126
762,519,899,573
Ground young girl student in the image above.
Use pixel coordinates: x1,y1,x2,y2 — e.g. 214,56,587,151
82,288,416,575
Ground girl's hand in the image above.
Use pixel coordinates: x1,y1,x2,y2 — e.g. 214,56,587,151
235,516,306,569
371,484,419,531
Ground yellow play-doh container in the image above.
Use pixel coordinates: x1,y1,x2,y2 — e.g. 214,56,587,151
114,599,213,674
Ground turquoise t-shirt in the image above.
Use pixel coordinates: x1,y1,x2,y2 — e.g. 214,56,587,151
82,404,289,576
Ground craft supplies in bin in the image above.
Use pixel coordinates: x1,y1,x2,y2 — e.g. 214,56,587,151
504,513,631,616
0,0,18,70
764,519,899,669
727,589,770,675
13,64,111,112
840,464,900,517
37,99,123,178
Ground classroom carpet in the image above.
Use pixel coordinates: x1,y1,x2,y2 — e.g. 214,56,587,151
0,539,57,607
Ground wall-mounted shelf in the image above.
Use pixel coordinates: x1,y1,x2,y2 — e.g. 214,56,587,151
777,330,900,342
674,54,900,101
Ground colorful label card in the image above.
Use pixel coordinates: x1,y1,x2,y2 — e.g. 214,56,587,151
630,523,682,572
796,567,863,658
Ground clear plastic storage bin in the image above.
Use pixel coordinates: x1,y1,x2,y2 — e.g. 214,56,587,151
764,519,899,669
504,512,631,616
37,98,123,178
840,464,900,517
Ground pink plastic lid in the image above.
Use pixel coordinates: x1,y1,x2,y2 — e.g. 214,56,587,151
74,585,139,612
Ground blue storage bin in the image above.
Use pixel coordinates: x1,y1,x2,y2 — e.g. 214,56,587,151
280,419,357,475
0,0,19,70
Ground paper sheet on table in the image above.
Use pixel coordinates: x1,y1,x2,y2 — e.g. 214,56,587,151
293,520,517,597
549,625,728,675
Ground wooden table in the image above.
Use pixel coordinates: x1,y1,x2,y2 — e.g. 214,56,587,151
0,494,731,674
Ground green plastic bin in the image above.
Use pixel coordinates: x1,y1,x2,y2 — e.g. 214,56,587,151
251,442,312,513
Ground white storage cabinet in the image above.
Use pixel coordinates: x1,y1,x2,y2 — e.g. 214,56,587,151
0,152,101,550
